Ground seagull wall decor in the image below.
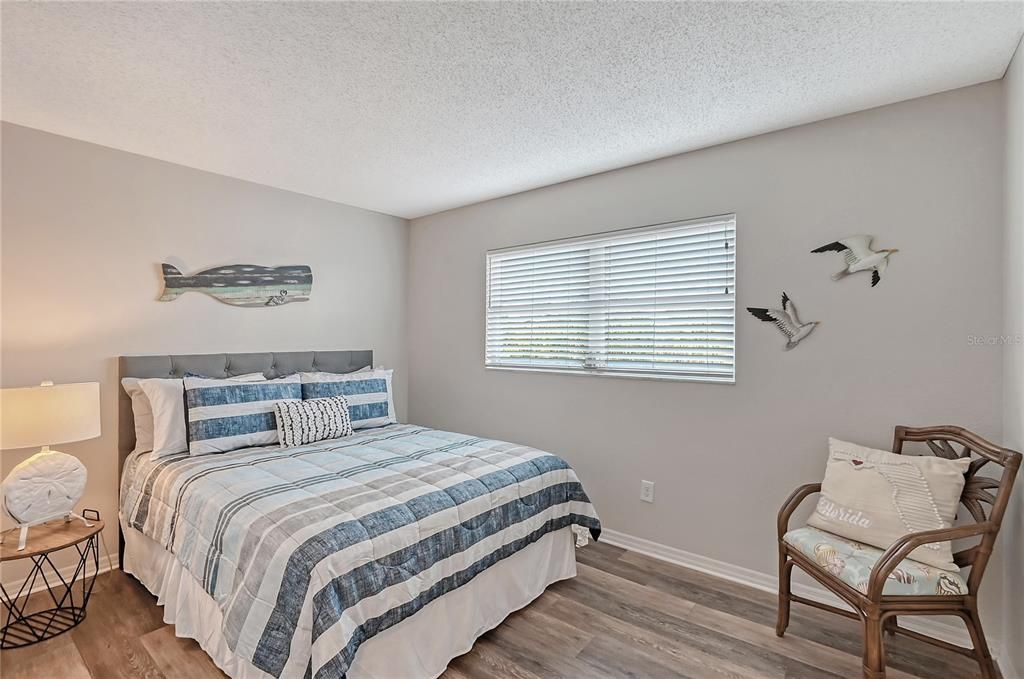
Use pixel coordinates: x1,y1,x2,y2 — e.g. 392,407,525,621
811,235,898,287
747,292,819,351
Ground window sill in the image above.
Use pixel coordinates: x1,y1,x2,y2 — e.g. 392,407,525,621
484,365,735,385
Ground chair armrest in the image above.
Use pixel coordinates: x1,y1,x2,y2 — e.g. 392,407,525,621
865,522,995,600
777,483,822,541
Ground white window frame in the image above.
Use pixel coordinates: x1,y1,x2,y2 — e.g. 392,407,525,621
485,214,737,384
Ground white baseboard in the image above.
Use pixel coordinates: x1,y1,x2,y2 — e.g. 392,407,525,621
998,649,1021,679
0,552,120,597
600,529,990,656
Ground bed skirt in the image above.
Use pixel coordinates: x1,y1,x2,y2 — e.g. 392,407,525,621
121,520,578,679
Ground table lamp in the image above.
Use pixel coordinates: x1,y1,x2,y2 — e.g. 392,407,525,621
0,381,100,550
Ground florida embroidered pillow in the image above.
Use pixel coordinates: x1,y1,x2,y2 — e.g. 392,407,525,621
275,396,353,447
806,438,970,571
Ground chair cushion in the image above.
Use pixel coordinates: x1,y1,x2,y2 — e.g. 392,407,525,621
784,526,967,596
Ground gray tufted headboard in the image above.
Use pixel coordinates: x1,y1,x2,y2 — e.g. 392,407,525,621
117,350,372,478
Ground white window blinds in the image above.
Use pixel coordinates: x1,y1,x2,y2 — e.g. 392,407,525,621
485,214,736,382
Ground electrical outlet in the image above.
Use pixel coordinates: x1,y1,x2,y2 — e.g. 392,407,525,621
640,480,655,503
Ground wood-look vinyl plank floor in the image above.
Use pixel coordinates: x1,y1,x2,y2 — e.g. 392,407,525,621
0,541,987,678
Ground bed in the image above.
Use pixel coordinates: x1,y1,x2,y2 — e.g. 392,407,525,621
117,351,601,679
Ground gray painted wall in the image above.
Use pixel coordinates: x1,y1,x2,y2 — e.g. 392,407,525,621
408,82,1007,628
0,123,410,568
1002,37,1024,679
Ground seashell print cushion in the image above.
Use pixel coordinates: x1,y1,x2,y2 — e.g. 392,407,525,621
806,438,970,571
784,526,967,596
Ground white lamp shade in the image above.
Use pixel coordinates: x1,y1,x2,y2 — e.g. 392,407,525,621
1,382,101,450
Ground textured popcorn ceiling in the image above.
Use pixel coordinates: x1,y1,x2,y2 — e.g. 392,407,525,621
3,2,1022,219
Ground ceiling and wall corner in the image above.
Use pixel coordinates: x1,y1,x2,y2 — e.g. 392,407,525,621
2,2,1022,219
1000,33,1024,679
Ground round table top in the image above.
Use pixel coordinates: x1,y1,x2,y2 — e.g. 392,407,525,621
0,519,105,561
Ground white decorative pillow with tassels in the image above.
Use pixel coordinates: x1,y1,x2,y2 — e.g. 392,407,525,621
806,437,970,571
275,395,354,448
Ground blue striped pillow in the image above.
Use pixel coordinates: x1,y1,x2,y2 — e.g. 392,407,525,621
184,375,301,454
299,369,396,429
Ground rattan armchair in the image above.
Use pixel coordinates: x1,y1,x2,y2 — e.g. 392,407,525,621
776,425,1021,679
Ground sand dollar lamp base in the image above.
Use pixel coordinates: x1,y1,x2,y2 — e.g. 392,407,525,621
2,447,92,551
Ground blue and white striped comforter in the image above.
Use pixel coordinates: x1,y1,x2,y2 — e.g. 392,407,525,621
120,424,601,679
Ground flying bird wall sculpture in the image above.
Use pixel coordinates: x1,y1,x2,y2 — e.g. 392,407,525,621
747,292,819,350
811,235,898,287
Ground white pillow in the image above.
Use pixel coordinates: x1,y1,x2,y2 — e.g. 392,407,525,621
139,373,265,459
121,377,155,454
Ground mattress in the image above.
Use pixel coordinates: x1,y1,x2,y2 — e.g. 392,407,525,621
119,424,601,679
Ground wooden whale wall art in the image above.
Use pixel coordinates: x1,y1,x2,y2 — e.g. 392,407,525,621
159,263,313,307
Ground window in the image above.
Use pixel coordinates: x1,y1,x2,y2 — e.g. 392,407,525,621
485,214,736,383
